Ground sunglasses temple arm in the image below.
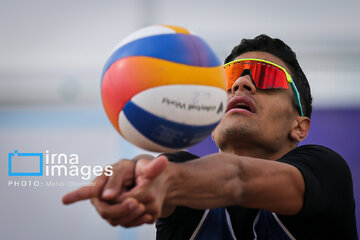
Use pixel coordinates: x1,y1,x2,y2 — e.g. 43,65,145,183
290,82,304,116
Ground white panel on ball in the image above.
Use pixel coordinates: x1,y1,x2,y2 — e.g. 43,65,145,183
131,85,227,125
111,25,176,53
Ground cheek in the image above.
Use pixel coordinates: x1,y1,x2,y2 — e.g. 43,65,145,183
260,91,293,116
259,94,294,130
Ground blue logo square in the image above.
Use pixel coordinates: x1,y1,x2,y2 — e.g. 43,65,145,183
8,150,43,176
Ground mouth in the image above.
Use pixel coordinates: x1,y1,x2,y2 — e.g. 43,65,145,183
226,96,256,114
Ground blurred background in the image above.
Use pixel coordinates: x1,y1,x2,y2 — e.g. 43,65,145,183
0,0,359,239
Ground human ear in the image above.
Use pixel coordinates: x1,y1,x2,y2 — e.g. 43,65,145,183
211,131,214,140
290,116,311,142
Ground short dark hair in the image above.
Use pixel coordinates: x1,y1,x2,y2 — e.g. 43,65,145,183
225,34,312,118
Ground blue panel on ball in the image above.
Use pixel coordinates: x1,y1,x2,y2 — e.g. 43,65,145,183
102,34,220,78
123,100,219,149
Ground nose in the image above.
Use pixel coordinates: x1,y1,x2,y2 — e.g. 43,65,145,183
230,69,256,94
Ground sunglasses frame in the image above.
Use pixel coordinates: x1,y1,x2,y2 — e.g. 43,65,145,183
224,58,304,116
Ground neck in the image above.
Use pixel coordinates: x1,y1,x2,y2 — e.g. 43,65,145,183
219,142,297,160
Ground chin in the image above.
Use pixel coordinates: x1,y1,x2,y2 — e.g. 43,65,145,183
214,120,255,144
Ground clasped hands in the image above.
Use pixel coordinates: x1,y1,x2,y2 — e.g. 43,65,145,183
62,155,173,228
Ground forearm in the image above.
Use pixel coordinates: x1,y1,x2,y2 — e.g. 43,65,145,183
163,152,304,215
164,152,244,210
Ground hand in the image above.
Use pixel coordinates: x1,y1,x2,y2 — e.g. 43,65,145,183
119,156,175,223
62,155,159,227
62,158,152,227
83,156,171,227
88,156,169,227
62,159,136,204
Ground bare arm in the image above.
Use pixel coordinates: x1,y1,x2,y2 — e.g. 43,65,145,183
163,152,304,215
62,151,304,227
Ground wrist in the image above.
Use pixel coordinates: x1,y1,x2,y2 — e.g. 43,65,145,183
163,161,182,208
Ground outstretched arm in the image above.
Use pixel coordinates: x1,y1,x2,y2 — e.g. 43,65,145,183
122,152,304,220
165,152,304,215
62,151,305,227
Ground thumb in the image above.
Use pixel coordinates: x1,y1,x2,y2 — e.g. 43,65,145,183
116,156,169,203
138,155,168,179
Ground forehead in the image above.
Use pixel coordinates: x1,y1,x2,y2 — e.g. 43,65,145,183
234,51,292,75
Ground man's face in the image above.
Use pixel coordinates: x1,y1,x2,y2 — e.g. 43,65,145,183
212,51,299,155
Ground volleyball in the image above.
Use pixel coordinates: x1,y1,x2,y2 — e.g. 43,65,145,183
101,25,227,152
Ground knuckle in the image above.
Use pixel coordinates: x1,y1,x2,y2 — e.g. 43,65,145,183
90,187,99,197
145,215,155,224
98,209,109,219
151,210,160,220
123,224,132,229
113,159,131,169
132,222,142,228
145,211,159,223
108,220,118,227
111,164,120,172
145,194,155,203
